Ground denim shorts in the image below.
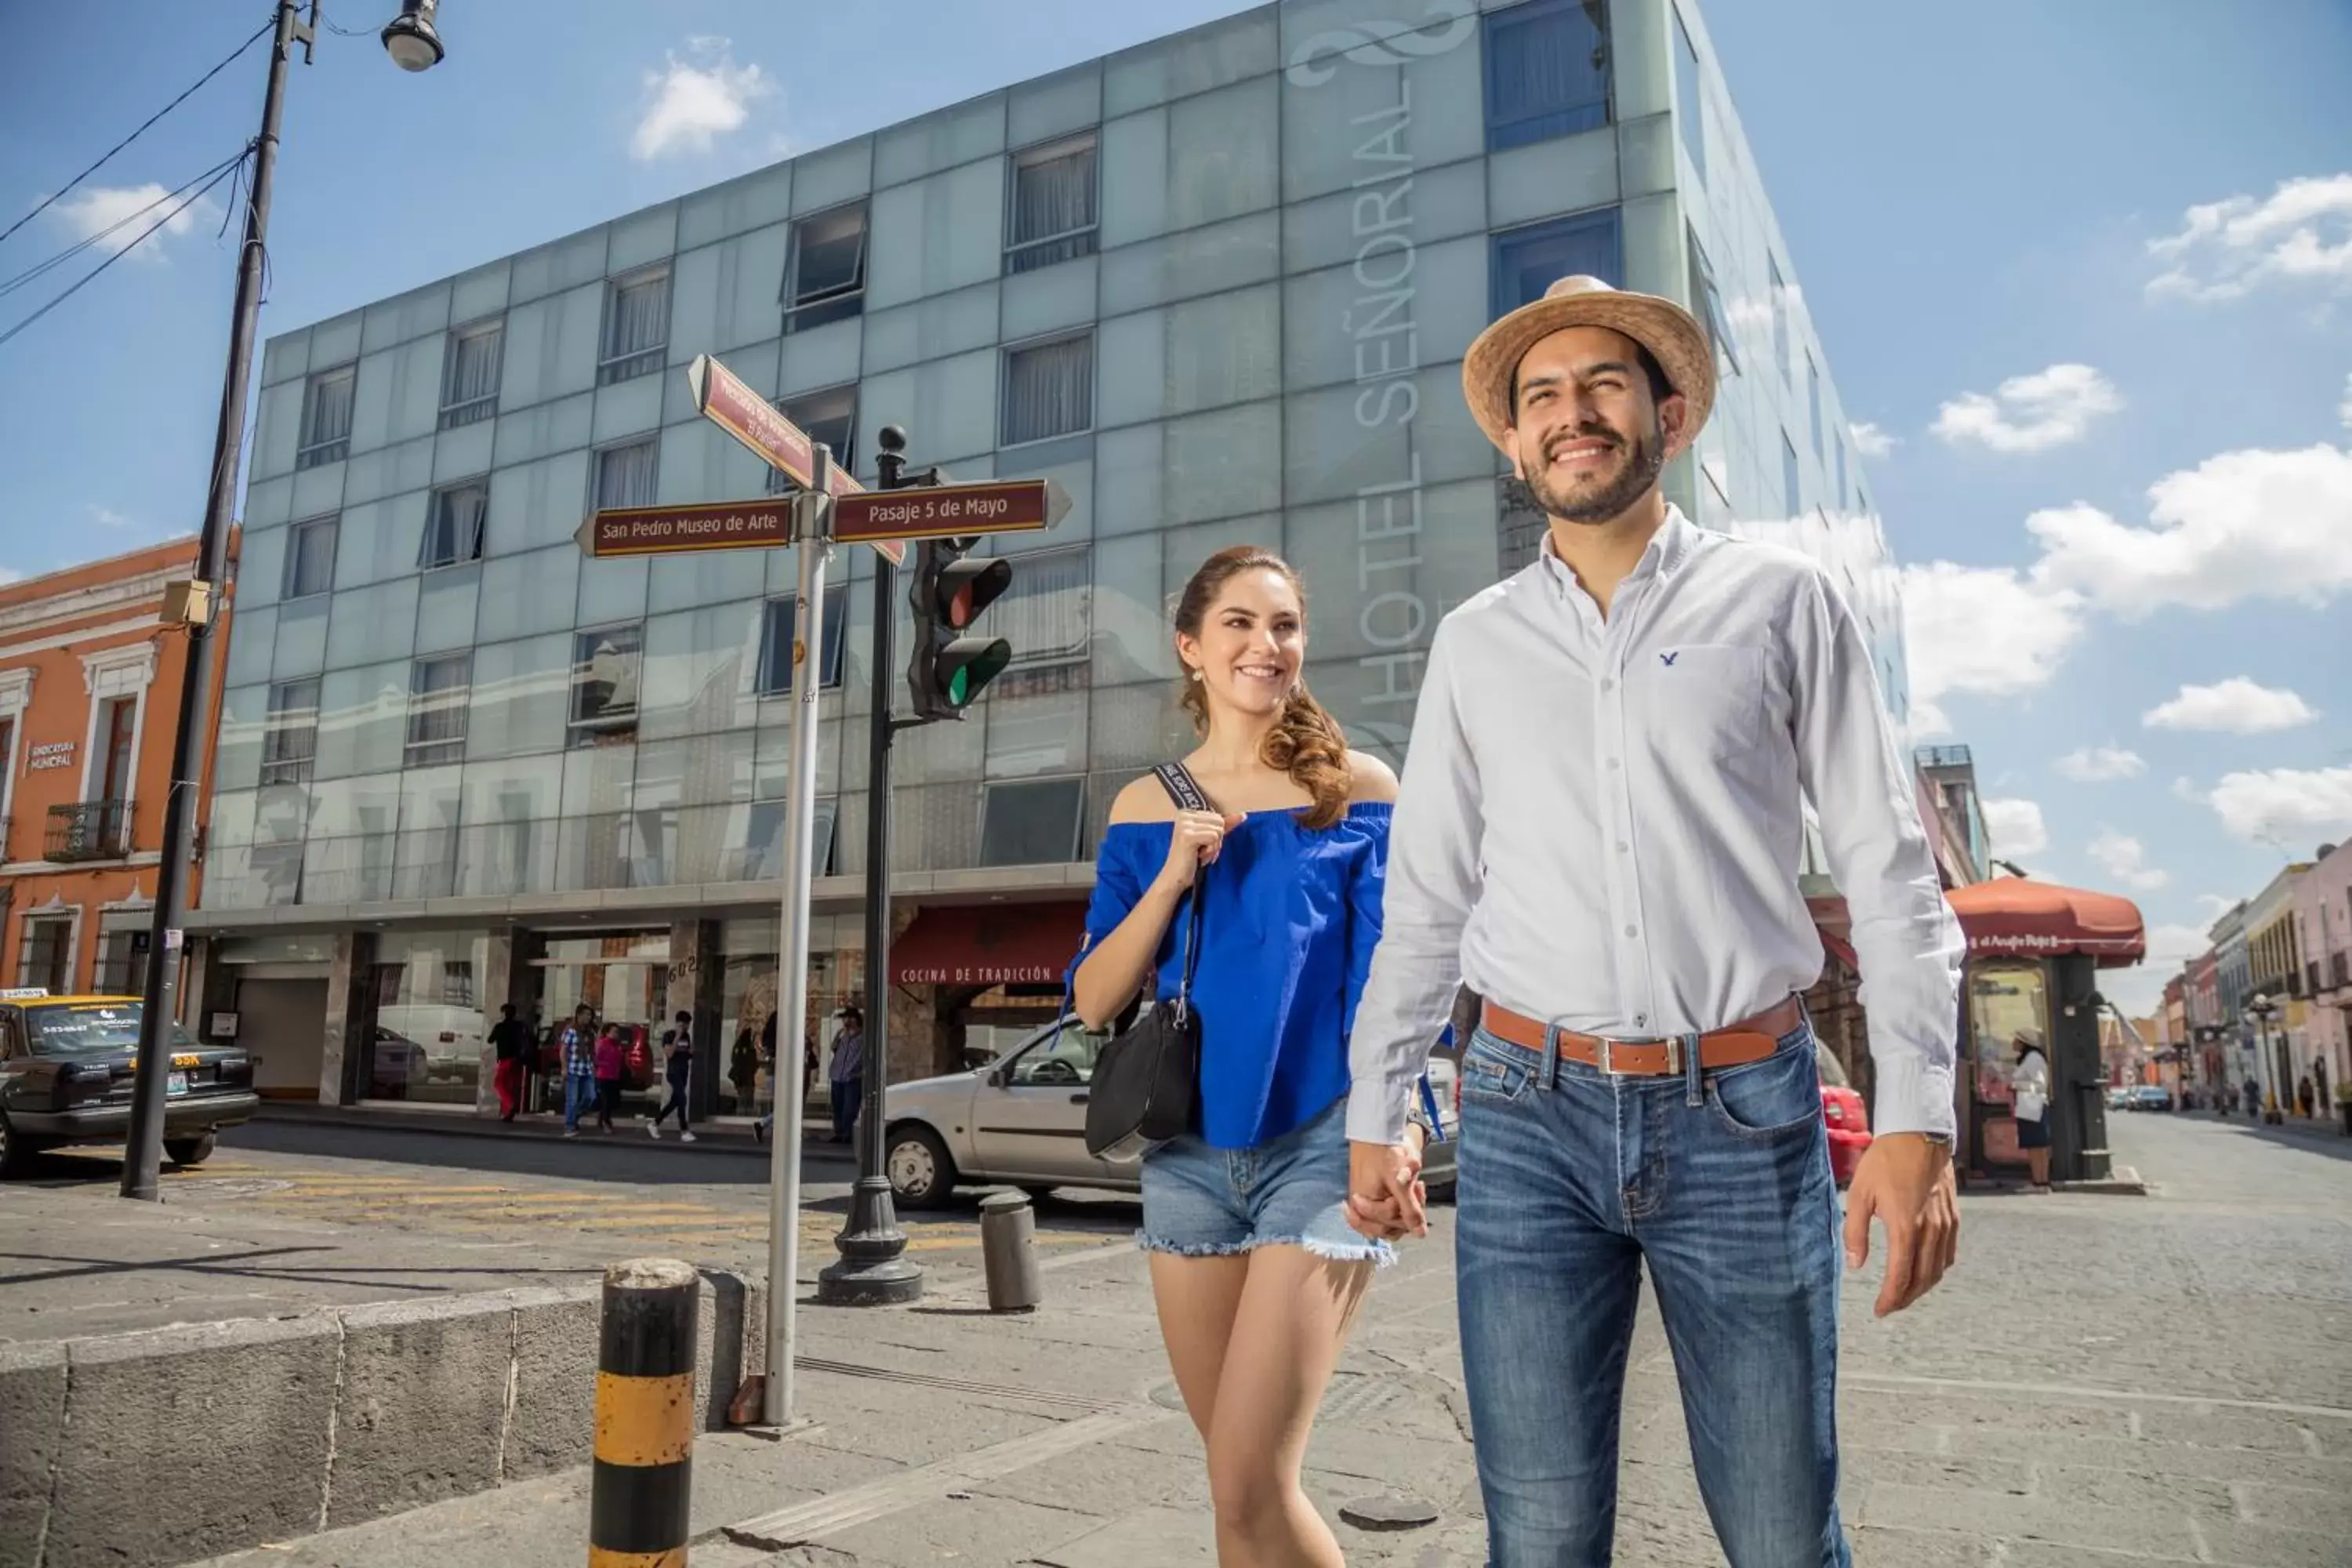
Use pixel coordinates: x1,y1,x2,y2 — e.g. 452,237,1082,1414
1138,1095,1393,1265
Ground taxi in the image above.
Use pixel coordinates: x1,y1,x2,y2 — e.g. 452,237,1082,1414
0,989,259,1178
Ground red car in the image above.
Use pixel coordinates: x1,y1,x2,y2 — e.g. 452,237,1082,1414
1817,1042,1872,1185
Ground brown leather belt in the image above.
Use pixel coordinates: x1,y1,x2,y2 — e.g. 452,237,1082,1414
1479,996,1804,1077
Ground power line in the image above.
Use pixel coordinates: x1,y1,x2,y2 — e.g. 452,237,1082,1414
0,153,250,352
0,13,275,250
0,150,249,299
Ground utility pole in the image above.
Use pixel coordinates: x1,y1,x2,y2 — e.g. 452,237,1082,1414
818,428,925,1305
122,2,317,1202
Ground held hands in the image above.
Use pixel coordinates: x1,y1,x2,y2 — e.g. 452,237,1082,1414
1843,1131,1960,1316
1345,1128,1428,1242
1154,810,1247,894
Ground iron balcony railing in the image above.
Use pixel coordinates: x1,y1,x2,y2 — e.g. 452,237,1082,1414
47,799,130,862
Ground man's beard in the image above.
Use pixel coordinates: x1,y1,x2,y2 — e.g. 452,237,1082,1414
1519,418,1667,525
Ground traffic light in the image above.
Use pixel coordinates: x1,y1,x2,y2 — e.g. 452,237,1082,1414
906,537,1013,721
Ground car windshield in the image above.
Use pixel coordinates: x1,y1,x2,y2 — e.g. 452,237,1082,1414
23,1002,194,1058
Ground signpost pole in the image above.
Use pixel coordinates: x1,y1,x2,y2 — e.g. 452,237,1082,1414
818,427,924,1307
760,456,833,1427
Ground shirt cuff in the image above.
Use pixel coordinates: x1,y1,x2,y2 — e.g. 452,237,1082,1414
1868,1051,1958,1141
1346,1072,1417,1145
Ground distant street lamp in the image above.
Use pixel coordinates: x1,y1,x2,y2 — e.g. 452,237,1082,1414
2245,993,2283,1124
122,3,446,1203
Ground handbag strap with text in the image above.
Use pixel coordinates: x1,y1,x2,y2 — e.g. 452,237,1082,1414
1151,762,1214,1019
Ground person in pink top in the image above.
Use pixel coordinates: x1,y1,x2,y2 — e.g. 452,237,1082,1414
592,1023,626,1134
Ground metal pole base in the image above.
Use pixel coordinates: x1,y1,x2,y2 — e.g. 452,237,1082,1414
816,1175,926,1305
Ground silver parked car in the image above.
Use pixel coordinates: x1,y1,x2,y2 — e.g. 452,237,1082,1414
884,1014,1459,1209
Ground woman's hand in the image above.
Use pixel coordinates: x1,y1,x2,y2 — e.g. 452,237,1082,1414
1154,810,1245,894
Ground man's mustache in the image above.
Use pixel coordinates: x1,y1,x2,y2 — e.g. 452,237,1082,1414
1542,424,1623,462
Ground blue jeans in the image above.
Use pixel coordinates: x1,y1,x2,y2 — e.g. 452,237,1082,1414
830,1075,862,1142
564,1073,594,1131
1454,1020,1847,1568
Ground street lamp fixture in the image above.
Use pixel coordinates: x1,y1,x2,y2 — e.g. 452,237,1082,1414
381,0,445,72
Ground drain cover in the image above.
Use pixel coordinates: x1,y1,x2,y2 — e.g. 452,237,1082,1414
1340,1494,1440,1531
1318,1370,1406,1419
1149,1381,1189,1411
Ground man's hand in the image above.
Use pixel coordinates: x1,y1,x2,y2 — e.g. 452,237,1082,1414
1345,1135,1427,1241
1843,1132,1959,1316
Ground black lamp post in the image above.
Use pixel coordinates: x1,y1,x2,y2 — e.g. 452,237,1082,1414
2245,993,2282,1126
121,4,445,1202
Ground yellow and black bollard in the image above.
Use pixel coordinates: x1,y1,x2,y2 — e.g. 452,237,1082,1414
591,1258,700,1567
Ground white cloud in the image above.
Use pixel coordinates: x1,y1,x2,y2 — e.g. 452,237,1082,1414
49,183,221,263
2339,372,2352,430
2147,173,2352,303
1898,561,2085,718
2207,766,2352,847
1982,797,2049,859
2143,677,2319,734
1849,421,1897,458
1904,697,1952,742
2055,745,2147,782
2088,830,2169,891
2028,445,2352,612
2194,893,2238,920
2105,920,2217,1011
1932,364,2121,454
86,504,135,530
630,39,772,162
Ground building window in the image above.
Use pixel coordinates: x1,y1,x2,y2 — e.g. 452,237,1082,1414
1491,209,1622,316
1807,352,1824,464
1002,333,1094,447
765,386,857,495
420,481,488,568
757,587,849,694
284,516,338,599
1769,256,1791,383
262,678,320,786
993,546,1091,670
1782,430,1801,517
1006,134,1099,274
296,365,355,469
978,776,1085,867
783,202,867,333
1684,228,1740,377
405,654,472,766
1673,5,1704,180
570,623,644,744
438,319,503,429
18,916,71,994
593,439,659,512
1483,0,1612,152
93,927,149,996
598,267,670,386
95,695,136,805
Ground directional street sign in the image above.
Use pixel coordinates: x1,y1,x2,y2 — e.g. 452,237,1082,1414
575,499,793,558
686,353,904,564
831,477,1073,547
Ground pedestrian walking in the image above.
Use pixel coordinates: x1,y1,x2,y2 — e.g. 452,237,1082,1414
803,1028,819,1112
752,1010,779,1145
2297,1073,2316,1120
826,1007,866,1145
2246,1075,2263,1121
488,1003,530,1122
729,1025,758,1115
648,1011,697,1142
2011,1029,2053,1192
1070,544,1431,1568
592,1022,625,1134
560,1007,597,1138
1346,275,1965,1566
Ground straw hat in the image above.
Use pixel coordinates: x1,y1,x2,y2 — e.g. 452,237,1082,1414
1460,275,1715,453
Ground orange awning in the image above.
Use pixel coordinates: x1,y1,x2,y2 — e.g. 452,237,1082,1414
1944,877,2146,968
891,902,1087,988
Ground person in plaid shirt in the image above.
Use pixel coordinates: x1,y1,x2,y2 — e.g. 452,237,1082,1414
560,1007,597,1138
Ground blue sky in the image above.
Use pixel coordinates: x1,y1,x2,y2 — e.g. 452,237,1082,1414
2,1,2347,1013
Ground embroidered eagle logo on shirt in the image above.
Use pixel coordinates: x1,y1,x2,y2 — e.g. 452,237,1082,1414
1660,651,1679,666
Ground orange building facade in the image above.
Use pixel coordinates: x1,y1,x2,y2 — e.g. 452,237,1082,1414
0,539,232,1001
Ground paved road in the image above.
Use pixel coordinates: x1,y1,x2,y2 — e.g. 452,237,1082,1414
0,1116,1137,1340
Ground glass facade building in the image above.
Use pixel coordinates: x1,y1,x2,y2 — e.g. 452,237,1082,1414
194,0,1911,1104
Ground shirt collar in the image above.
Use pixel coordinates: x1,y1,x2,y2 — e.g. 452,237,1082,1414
1536,503,1698,597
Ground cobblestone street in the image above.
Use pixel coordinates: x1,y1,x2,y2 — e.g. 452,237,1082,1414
143,1106,2352,1567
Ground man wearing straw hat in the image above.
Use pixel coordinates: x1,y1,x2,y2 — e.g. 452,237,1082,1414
1345,276,1965,1565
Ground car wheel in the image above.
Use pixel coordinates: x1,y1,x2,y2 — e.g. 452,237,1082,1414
0,1113,31,1179
886,1124,956,1210
165,1134,218,1169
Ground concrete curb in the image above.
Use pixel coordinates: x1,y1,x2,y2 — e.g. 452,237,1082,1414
0,1269,762,1568
251,1102,857,1164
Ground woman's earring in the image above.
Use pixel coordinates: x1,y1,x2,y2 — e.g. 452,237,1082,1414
1189,670,1203,682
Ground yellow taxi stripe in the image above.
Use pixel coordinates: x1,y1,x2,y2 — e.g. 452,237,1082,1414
593,1370,695,1468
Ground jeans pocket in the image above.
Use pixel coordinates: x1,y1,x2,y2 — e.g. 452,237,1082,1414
1459,1032,1538,1106
1705,1037,1822,1139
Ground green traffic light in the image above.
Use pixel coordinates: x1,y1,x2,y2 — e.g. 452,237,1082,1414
948,666,970,705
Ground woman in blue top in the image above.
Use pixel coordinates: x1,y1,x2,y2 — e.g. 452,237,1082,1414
1072,545,1420,1567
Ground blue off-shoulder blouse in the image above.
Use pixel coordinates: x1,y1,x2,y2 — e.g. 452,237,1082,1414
1069,801,1392,1150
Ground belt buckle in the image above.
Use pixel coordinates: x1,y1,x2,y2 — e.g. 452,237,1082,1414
1595,1035,1675,1076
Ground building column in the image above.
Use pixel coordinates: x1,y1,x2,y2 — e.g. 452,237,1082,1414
473,927,521,1116
184,936,234,1045
666,917,723,1118
318,930,378,1107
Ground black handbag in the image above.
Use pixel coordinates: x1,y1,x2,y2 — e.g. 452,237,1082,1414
1083,763,1212,1160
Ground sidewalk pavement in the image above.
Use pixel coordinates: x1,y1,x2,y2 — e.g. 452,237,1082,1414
253,1098,857,1163
183,1116,2352,1568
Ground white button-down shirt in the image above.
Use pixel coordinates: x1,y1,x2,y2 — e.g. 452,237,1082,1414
1348,505,1964,1142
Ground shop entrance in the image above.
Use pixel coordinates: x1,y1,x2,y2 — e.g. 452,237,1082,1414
529,930,671,1113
